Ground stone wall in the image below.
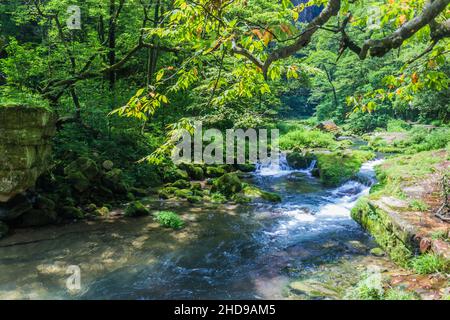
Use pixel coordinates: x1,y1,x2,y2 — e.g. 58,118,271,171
0,105,56,205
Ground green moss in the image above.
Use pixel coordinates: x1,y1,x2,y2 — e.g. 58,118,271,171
171,179,191,189
66,171,90,193
286,151,316,169
187,195,202,203
124,201,150,217
241,185,282,202
206,166,226,177
174,189,192,199
60,206,85,219
351,198,413,266
94,206,109,216
212,173,242,197
154,211,184,229
210,192,227,203
316,150,375,186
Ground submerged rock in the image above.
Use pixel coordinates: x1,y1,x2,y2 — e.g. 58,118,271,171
242,185,282,202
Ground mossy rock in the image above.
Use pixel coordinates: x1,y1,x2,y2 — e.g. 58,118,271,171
60,206,85,220
316,150,375,187
34,195,55,211
64,157,99,181
235,163,256,173
103,169,128,194
0,221,8,239
212,173,242,197
260,191,282,202
210,192,227,203
171,179,191,189
179,163,205,180
351,198,413,266
187,195,202,203
158,187,178,199
0,193,33,221
163,168,189,183
286,151,316,169
190,182,202,191
129,187,148,197
191,189,204,197
102,160,114,171
96,185,114,198
93,206,109,217
124,201,150,217
19,209,57,227
242,185,282,203
205,166,227,178
66,171,90,193
231,194,252,204
370,247,385,257
174,189,192,199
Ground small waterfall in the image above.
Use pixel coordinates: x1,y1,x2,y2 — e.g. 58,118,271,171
255,152,316,177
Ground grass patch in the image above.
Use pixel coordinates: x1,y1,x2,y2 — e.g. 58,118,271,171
431,230,449,241
370,150,446,199
409,199,429,212
154,211,184,229
279,128,337,151
409,253,449,274
384,288,419,300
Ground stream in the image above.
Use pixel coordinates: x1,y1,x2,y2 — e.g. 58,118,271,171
0,156,395,300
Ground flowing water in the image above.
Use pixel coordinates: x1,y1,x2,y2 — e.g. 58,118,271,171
0,156,392,300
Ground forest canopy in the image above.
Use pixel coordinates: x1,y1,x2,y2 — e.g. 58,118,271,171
0,0,449,138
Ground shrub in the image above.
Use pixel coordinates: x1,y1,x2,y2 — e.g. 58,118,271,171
154,211,184,229
409,253,449,274
279,128,337,151
386,119,411,132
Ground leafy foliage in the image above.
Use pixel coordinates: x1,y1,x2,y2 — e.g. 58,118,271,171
154,211,184,229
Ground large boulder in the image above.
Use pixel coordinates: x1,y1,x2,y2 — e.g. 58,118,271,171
0,105,56,203
212,173,242,197
286,151,316,169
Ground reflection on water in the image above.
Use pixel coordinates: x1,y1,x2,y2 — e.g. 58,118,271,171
0,160,391,300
